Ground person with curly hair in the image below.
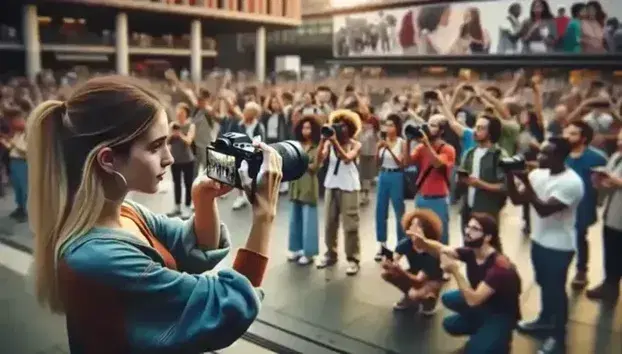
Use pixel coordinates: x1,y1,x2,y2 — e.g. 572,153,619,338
381,208,444,315
287,115,322,266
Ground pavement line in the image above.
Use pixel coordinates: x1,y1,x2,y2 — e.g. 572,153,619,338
0,241,33,276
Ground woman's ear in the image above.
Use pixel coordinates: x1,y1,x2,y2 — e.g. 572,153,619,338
96,147,116,174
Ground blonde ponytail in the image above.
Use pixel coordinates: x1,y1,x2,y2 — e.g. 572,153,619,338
27,101,107,313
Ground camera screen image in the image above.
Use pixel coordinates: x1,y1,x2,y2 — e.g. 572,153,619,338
206,148,237,186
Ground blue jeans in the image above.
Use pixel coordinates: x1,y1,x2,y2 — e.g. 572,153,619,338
415,194,449,244
9,158,28,209
375,171,406,243
531,242,574,341
442,290,515,353
288,201,319,257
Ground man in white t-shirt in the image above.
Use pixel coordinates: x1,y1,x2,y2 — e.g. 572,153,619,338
506,136,584,354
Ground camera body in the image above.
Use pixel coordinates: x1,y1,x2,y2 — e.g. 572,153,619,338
321,122,346,138
498,154,526,172
380,131,387,140
404,124,428,140
206,132,309,190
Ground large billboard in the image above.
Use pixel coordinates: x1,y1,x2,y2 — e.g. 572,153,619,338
333,0,622,57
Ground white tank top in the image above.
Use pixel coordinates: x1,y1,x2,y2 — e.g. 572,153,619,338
323,144,361,192
379,137,404,169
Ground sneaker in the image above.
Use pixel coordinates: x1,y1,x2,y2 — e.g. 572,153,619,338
232,196,249,210
517,319,554,334
374,247,383,262
393,296,415,311
9,208,27,223
538,337,565,354
586,282,620,301
298,256,313,266
287,250,303,262
571,271,588,290
345,261,360,276
316,256,337,269
420,297,439,316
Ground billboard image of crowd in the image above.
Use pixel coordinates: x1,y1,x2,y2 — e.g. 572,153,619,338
333,0,622,57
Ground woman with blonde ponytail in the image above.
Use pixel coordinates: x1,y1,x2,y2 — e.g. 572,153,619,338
27,75,284,353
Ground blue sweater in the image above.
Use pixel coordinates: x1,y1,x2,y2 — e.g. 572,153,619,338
58,200,263,353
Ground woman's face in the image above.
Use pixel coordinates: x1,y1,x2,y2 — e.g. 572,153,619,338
117,110,174,194
385,120,397,136
532,0,543,15
301,121,312,140
587,5,596,19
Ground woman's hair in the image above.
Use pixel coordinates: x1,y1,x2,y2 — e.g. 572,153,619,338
27,75,164,313
586,1,606,26
417,4,449,32
466,8,484,41
294,115,321,143
385,113,403,135
571,2,586,19
469,213,503,253
530,0,553,20
401,208,442,241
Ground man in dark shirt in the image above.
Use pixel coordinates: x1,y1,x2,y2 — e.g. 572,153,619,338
381,209,443,315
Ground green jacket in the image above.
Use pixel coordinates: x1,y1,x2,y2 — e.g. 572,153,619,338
460,145,508,215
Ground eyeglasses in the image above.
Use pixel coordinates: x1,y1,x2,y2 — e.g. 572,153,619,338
465,225,483,232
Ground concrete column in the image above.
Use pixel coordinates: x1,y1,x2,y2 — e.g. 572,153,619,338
190,19,202,86
115,12,129,75
23,5,41,81
255,26,266,83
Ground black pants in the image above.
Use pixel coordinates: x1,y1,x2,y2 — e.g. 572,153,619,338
171,162,194,206
603,226,622,284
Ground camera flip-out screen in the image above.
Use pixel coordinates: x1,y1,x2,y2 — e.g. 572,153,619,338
206,148,237,186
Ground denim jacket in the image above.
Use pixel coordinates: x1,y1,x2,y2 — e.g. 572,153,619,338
58,200,263,354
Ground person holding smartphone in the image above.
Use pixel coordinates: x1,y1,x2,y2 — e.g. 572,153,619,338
26,76,283,353
381,209,443,314
374,114,406,261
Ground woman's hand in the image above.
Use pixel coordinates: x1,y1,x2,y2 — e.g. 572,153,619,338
191,174,233,203
239,141,283,220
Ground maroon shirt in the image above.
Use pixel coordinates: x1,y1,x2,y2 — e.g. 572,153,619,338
457,248,522,320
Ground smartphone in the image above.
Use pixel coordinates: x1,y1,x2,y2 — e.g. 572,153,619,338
456,169,469,178
381,246,394,261
205,147,238,187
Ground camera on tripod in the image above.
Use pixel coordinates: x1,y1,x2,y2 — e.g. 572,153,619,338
404,124,428,140
206,132,309,190
498,155,526,172
321,122,346,138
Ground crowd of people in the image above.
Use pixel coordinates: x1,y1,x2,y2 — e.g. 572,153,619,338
1,67,621,353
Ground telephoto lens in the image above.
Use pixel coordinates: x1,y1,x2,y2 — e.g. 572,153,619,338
269,140,310,182
321,125,335,138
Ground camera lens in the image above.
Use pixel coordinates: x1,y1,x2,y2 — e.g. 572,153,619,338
404,125,423,139
321,126,334,138
269,140,310,182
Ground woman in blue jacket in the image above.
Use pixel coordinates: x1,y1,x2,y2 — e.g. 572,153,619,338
26,75,283,354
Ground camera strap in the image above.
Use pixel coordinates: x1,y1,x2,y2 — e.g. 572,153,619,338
415,143,449,193
331,145,358,175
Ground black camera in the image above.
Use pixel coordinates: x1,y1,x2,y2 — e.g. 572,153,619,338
380,131,387,140
206,132,309,190
321,122,346,138
404,124,428,140
498,155,526,172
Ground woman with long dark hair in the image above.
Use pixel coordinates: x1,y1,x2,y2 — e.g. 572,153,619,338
288,115,322,266
582,1,607,53
521,0,557,53
374,114,406,260
412,213,521,353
